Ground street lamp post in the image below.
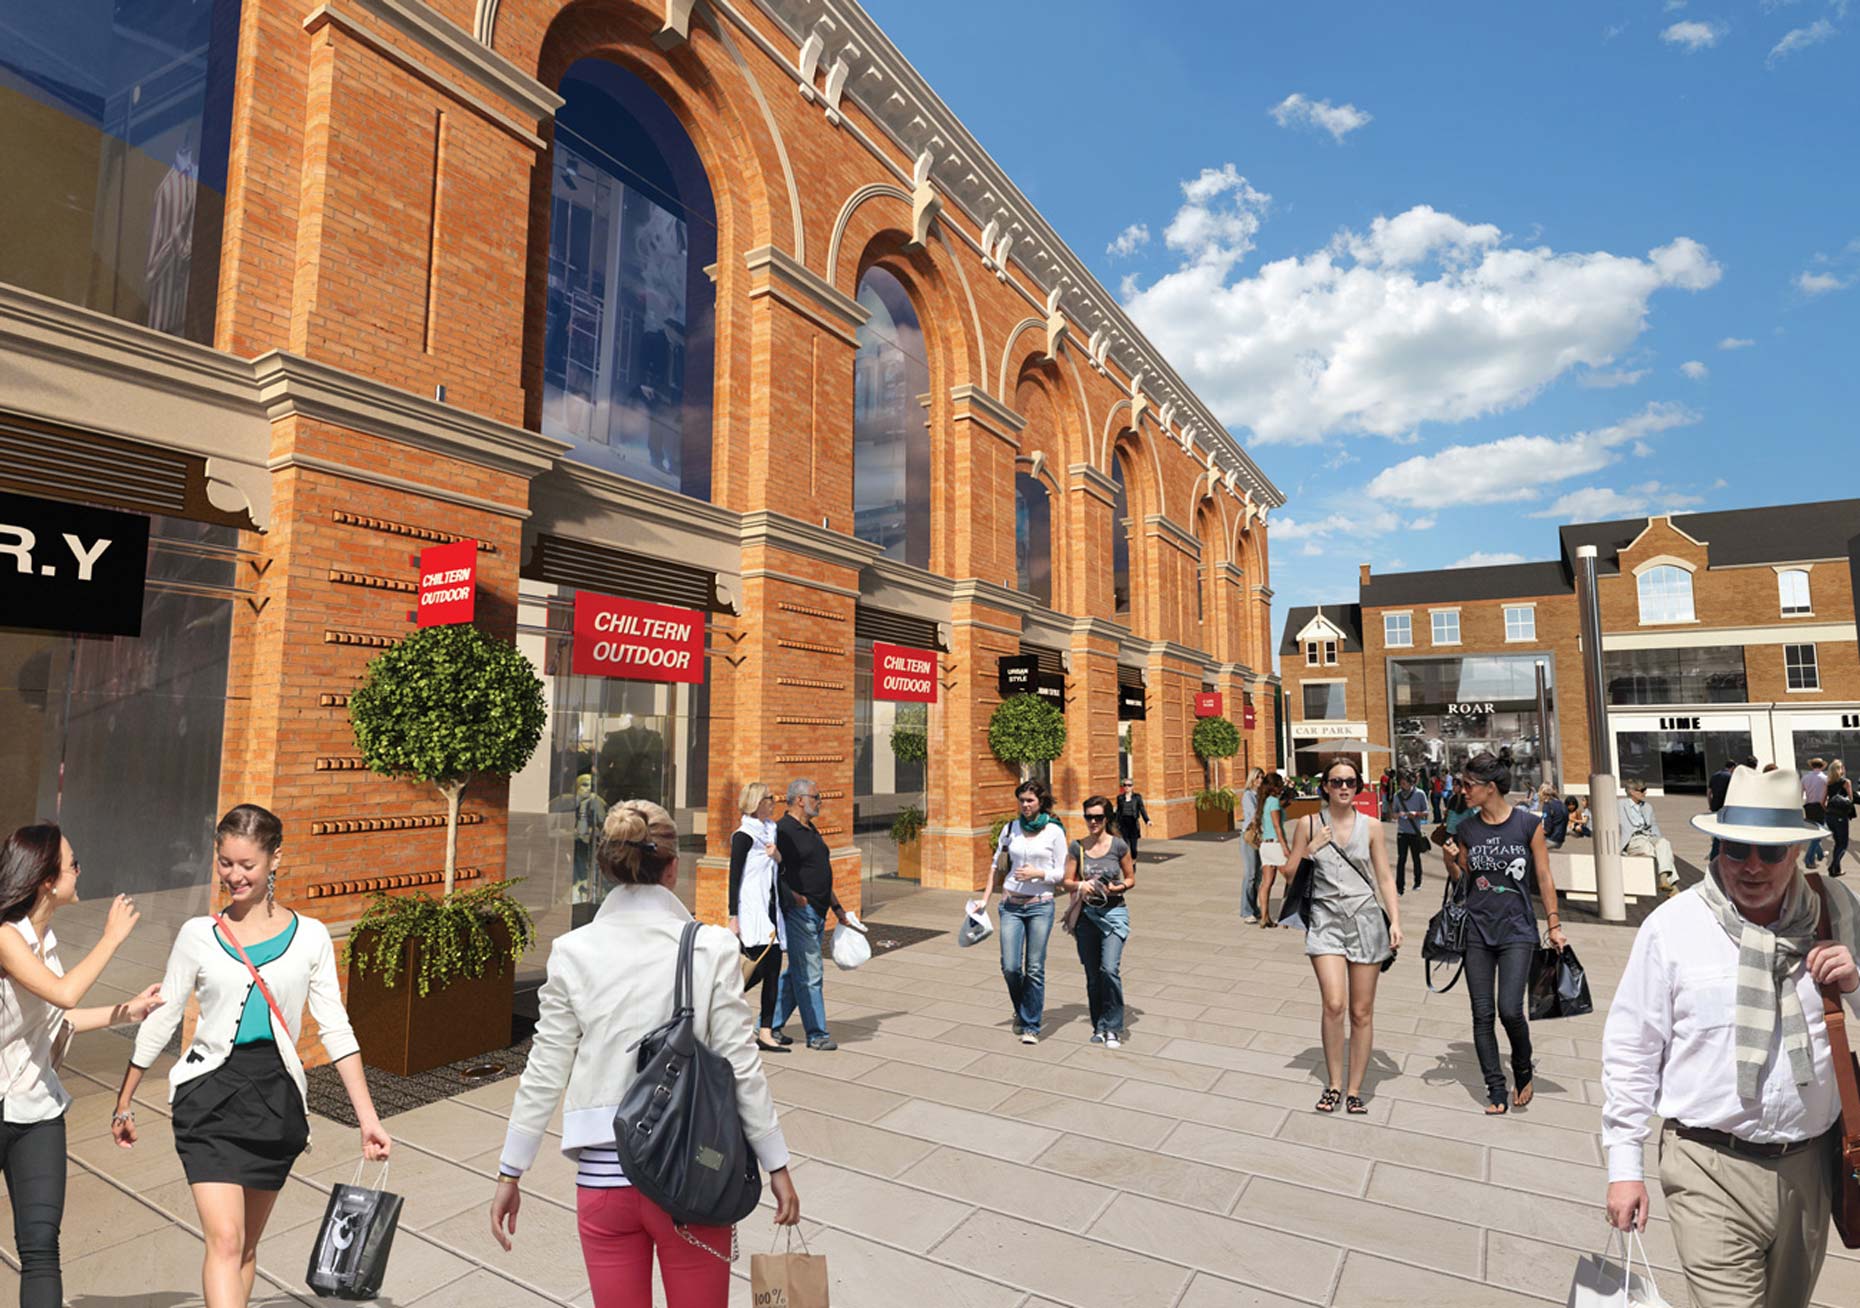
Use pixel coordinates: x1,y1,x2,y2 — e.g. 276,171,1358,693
1577,545,1626,922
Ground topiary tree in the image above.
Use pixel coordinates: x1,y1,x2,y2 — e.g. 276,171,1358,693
1193,714,1242,810
890,703,929,764
350,624,547,897
988,693,1066,782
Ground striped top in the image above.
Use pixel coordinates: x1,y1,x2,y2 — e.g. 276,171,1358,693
575,1143,630,1189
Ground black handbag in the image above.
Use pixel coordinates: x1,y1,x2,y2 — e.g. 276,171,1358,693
1421,875,1469,993
1828,782,1856,821
1527,943,1594,1020
613,921,763,1238
305,1161,402,1300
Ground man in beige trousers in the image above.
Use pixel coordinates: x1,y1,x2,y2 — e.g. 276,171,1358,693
1601,766,1859,1307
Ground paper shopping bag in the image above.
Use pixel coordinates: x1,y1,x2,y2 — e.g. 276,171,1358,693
305,1161,402,1301
752,1230,829,1307
1566,1228,1671,1307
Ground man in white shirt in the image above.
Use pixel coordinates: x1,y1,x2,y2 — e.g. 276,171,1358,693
1618,779,1679,896
1602,765,1859,1308
1803,757,1829,867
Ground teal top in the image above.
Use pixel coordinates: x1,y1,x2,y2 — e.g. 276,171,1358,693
217,914,299,1046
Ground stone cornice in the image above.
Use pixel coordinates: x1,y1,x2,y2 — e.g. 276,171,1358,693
349,0,561,122
1142,639,1220,673
1067,462,1118,506
1144,513,1202,556
1019,610,1074,652
1216,561,1245,583
1069,615,1132,645
739,508,881,572
862,556,957,617
949,577,1032,617
538,458,742,541
250,352,568,480
949,384,1026,435
743,245,869,336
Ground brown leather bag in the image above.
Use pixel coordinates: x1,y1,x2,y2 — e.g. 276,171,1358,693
1807,875,1860,1250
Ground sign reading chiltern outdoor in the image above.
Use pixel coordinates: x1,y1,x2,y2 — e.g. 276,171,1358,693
417,539,477,627
873,641,937,703
1194,691,1224,718
1118,684,1147,721
0,490,149,637
998,654,1038,698
571,592,705,683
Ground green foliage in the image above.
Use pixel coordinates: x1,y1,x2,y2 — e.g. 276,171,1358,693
890,803,927,845
987,694,1067,776
985,813,1015,848
1195,786,1238,813
349,624,546,787
1192,715,1242,763
890,703,929,764
350,880,536,998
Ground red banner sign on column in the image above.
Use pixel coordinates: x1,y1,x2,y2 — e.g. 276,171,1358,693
1354,787,1381,820
1243,702,1257,729
873,641,938,702
1193,691,1223,718
571,592,705,683
416,539,477,627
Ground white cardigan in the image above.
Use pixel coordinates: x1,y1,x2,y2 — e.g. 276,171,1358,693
132,914,359,1121
499,883,790,1177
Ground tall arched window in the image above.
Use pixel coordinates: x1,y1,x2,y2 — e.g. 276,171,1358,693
1015,472,1051,604
853,267,931,568
1637,564,1696,625
542,59,716,500
1111,456,1132,617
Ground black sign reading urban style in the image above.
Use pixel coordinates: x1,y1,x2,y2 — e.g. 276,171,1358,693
1117,684,1147,721
998,654,1038,697
0,491,150,637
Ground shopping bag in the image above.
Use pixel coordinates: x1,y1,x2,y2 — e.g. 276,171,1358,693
305,1160,401,1300
1529,945,1562,1021
1566,1227,1671,1307
752,1228,830,1307
830,925,871,970
957,900,994,948
1555,945,1594,1018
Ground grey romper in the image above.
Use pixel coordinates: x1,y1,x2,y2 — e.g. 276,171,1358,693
1302,809,1392,965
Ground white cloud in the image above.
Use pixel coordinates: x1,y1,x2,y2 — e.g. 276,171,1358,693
1579,367,1651,389
1106,223,1150,258
1769,19,1838,64
1363,403,1701,508
1662,20,1727,50
1269,93,1373,143
1604,21,1629,40
1679,360,1709,380
1121,184,1722,443
1407,515,1437,530
1718,336,1755,349
1269,507,1402,555
1797,270,1850,294
1450,552,1528,569
1530,482,1705,521
1664,0,1687,8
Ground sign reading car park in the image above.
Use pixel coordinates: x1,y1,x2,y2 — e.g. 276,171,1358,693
0,490,149,637
417,539,477,627
571,592,705,683
873,641,937,703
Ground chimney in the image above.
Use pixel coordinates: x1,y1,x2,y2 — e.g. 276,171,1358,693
1359,563,1372,588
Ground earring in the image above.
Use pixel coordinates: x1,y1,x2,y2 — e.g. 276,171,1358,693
267,867,277,908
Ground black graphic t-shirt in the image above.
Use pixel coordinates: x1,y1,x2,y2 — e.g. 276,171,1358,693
1455,806,1542,948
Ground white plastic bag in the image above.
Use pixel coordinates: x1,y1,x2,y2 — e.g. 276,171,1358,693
831,924,872,970
1567,1227,1670,1308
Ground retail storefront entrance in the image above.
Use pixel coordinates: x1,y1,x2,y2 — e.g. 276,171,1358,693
1389,654,1558,792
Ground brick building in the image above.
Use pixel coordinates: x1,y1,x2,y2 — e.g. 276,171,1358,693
1281,500,1860,795
1,0,1282,953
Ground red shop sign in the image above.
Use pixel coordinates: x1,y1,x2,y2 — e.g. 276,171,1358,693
1193,691,1223,718
1354,787,1381,820
1243,702,1257,729
417,540,477,627
873,641,938,703
571,593,705,683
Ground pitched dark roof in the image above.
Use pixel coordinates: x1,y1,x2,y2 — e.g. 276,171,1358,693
1359,561,1573,609
1559,498,1860,573
1279,604,1363,655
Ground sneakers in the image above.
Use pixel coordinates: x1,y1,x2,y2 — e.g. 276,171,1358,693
1104,1033,1121,1050
1012,1020,1024,1036
1241,914,1260,924
806,1036,838,1051
1020,1032,1038,1046
1089,1032,1104,1045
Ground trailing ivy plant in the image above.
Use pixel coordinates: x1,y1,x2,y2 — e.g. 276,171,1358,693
349,623,546,897
1195,787,1238,813
350,880,536,998
890,703,929,764
987,693,1066,781
889,803,927,845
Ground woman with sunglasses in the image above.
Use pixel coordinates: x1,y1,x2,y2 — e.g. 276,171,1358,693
976,780,1067,1045
1440,751,1566,1115
1277,757,1401,1114
1063,796,1136,1048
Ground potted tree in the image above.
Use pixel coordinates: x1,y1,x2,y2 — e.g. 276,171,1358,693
889,803,927,881
889,704,929,880
345,623,548,1074
1192,715,1242,834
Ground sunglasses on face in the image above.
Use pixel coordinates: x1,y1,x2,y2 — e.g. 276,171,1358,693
1720,841,1793,866
1326,778,1359,790
1084,812,1107,822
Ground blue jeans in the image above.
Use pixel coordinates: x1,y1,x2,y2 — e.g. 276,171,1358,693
1074,905,1128,1036
1241,841,1261,918
998,898,1054,1034
773,902,828,1041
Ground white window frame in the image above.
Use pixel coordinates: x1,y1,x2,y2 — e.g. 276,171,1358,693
1383,611,1413,648
1305,643,1320,667
1784,643,1820,692
1323,640,1338,666
1634,559,1697,626
1777,568,1813,618
1503,604,1536,643
1430,609,1461,646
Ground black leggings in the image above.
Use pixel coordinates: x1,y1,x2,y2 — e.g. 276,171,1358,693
1,1112,67,1308
744,943,784,1029
1463,941,1535,1107
1831,816,1851,875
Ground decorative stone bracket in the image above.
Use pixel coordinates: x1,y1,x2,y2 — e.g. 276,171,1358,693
909,150,941,248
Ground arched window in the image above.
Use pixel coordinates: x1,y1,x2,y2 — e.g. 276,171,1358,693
1112,456,1132,617
1014,473,1051,605
853,267,931,568
1778,568,1812,616
1637,564,1696,625
542,59,716,501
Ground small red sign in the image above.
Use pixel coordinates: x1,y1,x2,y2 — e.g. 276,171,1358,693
417,540,477,627
1243,702,1257,730
1354,787,1380,820
1194,691,1223,718
873,641,938,703
571,593,705,683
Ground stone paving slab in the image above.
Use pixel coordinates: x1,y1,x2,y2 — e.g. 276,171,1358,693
14,818,1860,1307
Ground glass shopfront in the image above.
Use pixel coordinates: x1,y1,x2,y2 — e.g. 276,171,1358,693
852,641,929,909
1616,725,1753,793
1604,646,1747,705
1388,654,1556,792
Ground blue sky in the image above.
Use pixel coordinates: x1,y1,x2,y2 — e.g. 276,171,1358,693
862,0,1859,630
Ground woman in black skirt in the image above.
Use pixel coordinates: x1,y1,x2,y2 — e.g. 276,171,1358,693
111,805,391,1308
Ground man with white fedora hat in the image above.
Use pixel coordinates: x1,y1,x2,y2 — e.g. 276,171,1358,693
1601,765,1860,1307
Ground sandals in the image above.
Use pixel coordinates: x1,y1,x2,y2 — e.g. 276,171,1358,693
1513,1079,1534,1109
1260,917,1277,929
1485,1101,1509,1115
1315,1087,1343,1113
1345,1095,1368,1115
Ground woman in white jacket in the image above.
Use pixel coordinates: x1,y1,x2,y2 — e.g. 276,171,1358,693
490,799,799,1308
728,782,788,1054
112,805,391,1308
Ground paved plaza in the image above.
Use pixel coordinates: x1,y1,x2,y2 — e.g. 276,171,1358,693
11,808,1859,1307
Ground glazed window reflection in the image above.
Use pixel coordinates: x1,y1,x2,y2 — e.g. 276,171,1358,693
853,267,931,568
1014,472,1051,604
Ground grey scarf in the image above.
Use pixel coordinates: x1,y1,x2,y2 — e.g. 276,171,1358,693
1694,869,1819,1099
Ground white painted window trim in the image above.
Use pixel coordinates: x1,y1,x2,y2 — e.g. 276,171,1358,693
1503,603,1537,643
1775,566,1814,619
1382,610,1414,648
1429,608,1461,647
1783,643,1821,693
1635,562,1698,627
1630,554,1698,577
